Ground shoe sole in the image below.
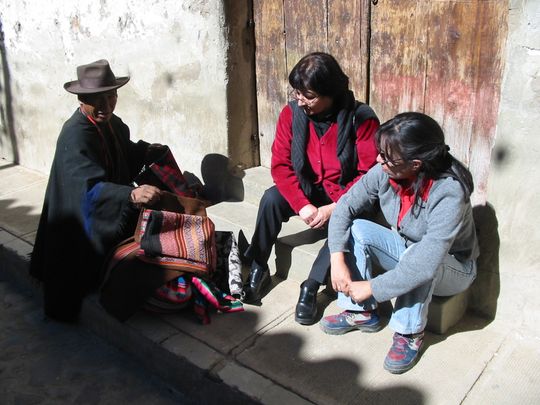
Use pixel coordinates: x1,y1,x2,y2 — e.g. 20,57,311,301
383,344,423,374
295,314,317,325
383,357,419,374
319,322,382,335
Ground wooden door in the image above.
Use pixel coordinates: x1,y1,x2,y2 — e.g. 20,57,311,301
253,0,507,204
370,0,508,204
253,0,372,167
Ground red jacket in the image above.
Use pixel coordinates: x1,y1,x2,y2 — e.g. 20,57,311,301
271,104,379,213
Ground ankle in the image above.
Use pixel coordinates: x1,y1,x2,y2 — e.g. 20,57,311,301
302,278,320,291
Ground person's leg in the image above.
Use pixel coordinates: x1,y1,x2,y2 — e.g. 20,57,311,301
389,253,477,334
384,256,476,374
294,185,334,323
433,255,477,296
321,219,405,334
242,186,295,303
295,240,329,325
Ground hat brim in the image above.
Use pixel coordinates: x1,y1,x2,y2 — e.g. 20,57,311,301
63,76,130,94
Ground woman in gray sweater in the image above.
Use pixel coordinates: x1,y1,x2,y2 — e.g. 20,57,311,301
322,112,478,374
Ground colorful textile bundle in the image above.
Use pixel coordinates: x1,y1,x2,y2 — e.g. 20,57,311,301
145,274,244,324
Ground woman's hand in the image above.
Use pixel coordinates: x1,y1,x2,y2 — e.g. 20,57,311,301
130,184,161,206
347,281,373,303
299,204,318,225
330,252,352,294
308,202,336,229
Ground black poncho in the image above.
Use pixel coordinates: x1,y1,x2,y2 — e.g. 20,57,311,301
30,109,149,321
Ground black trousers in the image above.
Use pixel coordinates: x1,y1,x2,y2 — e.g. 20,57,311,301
244,186,332,284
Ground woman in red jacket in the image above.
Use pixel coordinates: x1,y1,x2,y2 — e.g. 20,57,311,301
242,52,379,325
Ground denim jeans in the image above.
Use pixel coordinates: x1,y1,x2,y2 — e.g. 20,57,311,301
337,219,477,334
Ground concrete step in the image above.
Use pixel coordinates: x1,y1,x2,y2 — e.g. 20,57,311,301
242,166,274,205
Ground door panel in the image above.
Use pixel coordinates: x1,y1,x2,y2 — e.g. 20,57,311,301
327,0,371,101
253,0,288,167
253,0,371,167
370,0,507,203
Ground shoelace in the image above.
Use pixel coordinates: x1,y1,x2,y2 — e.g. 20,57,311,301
393,334,423,352
392,335,409,353
344,311,369,323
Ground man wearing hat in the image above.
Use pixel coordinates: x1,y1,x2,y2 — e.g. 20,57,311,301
30,59,161,322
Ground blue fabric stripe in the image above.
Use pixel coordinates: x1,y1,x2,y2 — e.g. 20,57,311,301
83,182,104,237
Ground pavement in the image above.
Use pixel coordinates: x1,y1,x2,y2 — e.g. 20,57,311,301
0,272,193,404
1,160,540,404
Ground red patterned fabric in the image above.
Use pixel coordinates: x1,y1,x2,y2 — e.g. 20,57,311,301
148,147,198,197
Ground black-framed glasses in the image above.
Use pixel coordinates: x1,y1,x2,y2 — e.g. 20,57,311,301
378,151,406,166
288,89,320,106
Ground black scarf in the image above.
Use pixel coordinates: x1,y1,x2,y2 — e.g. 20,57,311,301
290,90,377,198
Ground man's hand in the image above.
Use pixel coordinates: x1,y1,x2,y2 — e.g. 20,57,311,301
130,184,162,206
347,281,373,303
330,252,352,294
307,202,336,229
299,204,318,225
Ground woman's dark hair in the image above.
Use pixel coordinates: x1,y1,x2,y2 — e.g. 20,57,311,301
288,52,349,98
376,112,474,207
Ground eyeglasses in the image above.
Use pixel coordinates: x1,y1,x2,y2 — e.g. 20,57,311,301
289,89,320,106
378,151,406,166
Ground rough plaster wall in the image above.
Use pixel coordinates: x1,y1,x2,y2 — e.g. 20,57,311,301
0,0,228,179
489,0,540,271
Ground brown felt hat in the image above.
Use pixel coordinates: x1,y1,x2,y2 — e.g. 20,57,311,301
63,59,130,94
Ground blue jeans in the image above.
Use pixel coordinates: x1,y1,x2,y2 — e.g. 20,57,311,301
337,219,477,334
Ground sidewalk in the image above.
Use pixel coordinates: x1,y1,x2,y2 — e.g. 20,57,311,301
1,160,539,404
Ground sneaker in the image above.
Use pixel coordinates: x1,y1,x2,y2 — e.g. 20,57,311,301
319,310,381,335
383,332,424,374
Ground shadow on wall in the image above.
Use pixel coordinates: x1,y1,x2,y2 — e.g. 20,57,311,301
470,203,500,320
0,18,19,163
199,153,245,204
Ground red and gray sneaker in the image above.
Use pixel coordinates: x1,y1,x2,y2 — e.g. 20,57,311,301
319,310,381,335
383,332,424,374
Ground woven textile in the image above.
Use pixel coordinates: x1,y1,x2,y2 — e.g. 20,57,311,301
135,145,200,198
137,209,216,275
191,276,244,324
143,275,243,323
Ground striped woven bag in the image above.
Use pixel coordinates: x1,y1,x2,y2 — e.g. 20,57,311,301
136,208,217,276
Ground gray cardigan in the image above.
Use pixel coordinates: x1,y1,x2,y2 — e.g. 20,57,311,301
328,164,479,303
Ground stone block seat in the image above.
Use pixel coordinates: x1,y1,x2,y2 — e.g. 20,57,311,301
427,290,470,334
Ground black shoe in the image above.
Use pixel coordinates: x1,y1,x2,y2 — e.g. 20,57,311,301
242,264,271,303
295,280,318,325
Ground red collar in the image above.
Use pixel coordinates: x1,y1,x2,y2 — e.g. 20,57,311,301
389,177,433,201
389,177,434,226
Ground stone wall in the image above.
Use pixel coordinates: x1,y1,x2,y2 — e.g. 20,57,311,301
470,0,540,320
